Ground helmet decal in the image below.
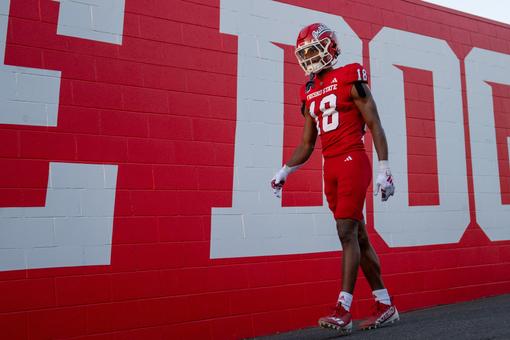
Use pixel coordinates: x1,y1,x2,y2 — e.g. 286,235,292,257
311,24,332,40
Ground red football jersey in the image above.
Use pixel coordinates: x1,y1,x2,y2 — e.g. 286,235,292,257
300,63,368,158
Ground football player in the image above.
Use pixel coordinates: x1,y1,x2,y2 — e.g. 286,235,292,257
271,23,398,335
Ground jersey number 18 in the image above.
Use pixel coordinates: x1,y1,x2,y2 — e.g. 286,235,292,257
309,94,339,135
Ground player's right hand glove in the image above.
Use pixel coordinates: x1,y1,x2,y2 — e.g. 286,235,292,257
375,160,395,202
271,164,300,198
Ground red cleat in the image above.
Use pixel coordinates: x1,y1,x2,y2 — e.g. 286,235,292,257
318,303,352,335
359,301,399,330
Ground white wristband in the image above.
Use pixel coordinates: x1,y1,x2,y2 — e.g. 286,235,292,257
378,160,390,172
283,163,302,176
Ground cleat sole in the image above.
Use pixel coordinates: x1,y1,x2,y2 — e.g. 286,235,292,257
360,308,400,331
318,320,352,335
360,315,400,330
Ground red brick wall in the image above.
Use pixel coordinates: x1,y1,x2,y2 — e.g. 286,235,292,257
1,0,510,339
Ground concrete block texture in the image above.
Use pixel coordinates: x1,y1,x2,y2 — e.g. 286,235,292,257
0,0,510,339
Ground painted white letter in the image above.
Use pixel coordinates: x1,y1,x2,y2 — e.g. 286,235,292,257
211,0,362,258
466,47,510,241
0,0,124,271
370,28,469,246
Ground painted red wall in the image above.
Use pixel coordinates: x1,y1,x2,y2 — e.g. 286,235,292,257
1,0,510,339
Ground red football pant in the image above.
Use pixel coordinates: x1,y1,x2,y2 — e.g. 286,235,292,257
323,150,372,221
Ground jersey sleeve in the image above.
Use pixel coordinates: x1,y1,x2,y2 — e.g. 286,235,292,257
343,63,369,84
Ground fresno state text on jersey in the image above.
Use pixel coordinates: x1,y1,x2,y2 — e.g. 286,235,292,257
300,63,369,158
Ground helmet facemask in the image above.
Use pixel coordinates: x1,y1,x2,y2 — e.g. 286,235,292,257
295,37,338,75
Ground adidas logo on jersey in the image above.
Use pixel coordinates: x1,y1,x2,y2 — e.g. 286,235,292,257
331,77,337,84
344,155,352,162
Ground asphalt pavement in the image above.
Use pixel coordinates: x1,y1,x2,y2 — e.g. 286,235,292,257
252,294,510,340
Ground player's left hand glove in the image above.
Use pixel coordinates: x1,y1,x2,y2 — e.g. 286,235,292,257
375,160,395,202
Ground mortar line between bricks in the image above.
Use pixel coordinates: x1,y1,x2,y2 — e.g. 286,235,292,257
179,0,219,10
13,10,222,35
3,280,509,313
6,17,239,59
0,131,241,142
6,41,239,78
4,287,510,318
6,42,305,89
13,2,510,39
0,285,335,313
68,78,239,100
26,263,510,292
123,13,219,31
97,260,510,282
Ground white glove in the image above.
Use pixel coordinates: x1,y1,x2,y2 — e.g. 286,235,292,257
271,164,301,198
375,160,395,202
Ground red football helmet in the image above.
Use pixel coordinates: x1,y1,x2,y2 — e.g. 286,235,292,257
295,23,340,75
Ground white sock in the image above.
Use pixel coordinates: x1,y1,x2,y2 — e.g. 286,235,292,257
373,288,391,305
338,291,353,311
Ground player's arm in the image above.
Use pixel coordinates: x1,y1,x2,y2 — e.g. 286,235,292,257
271,107,317,197
286,107,318,166
352,82,395,201
351,83,388,161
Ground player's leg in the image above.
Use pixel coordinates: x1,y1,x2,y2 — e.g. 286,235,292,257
358,220,384,290
333,150,371,307
337,218,361,294
318,158,353,334
318,218,361,333
358,220,400,329
318,218,359,334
